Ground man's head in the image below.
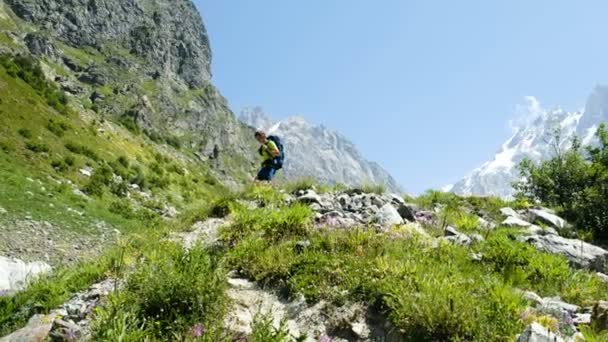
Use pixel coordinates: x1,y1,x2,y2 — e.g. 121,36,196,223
254,131,267,144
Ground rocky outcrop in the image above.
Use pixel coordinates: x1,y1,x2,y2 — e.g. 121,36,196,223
517,234,608,271
224,276,401,341
0,278,117,341
496,207,608,270
6,0,211,87
4,0,257,178
290,189,418,230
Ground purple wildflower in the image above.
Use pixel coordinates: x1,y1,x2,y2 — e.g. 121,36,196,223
190,323,205,337
319,335,333,342
65,328,78,341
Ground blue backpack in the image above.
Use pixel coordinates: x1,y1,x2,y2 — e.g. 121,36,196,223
267,135,285,169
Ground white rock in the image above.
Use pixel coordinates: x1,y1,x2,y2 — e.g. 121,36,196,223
527,209,568,230
516,322,564,342
373,204,404,228
500,207,521,218
502,216,532,228
596,272,608,283
174,218,228,249
0,207,6,215
0,313,57,342
79,168,92,177
519,234,608,271
0,256,52,291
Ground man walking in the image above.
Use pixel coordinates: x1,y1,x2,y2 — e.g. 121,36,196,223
254,131,284,182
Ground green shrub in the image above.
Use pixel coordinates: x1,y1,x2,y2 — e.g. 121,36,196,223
109,199,135,219
65,142,100,161
144,129,164,143
25,141,49,153
17,128,32,139
249,314,290,342
361,182,386,194
46,119,70,137
128,165,146,189
515,125,608,240
0,141,13,153
284,177,317,194
164,135,181,149
242,184,284,207
50,158,68,172
93,243,227,338
117,155,130,168
118,115,140,134
83,164,113,196
64,155,75,166
0,55,69,114
226,204,312,244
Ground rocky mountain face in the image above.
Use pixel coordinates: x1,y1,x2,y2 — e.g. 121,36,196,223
450,88,608,198
1,0,256,176
239,107,404,193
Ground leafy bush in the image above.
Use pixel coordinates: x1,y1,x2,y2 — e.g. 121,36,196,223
93,243,227,338
249,314,290,342
25,141,49,153
117,155,130,168
109,199,135,219
164,135,181,149
83,164,113,196
46,119,70,137
225,204,313,244
361,182,386,194
284,177,317,194
65,142,100,161
0,54,69,114
515,124,608,240
17,128,32,139
128,165,146,189
118,115,140,134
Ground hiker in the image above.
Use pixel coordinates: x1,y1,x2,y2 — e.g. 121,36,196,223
211,144,219,168
254,131,284,182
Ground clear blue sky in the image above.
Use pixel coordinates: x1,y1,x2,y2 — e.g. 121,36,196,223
194,0,608,193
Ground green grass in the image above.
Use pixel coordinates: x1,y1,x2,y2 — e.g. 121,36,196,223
221,202,608,341
360,182,386,194
92,242,228,340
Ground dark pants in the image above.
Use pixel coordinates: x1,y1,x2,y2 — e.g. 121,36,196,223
256,166,277,181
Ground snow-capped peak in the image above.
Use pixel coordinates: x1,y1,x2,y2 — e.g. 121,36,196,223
451,95,589,198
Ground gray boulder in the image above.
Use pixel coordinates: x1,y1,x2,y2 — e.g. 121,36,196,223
297,190,322,205
516,322,564,342
525,209,568,230
518,234,608,271
0,313,58,342
502,216,532,228
500,207,521,218
373,204,404,229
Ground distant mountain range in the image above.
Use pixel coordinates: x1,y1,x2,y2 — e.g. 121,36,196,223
239,107,404,193
449,87,608,198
